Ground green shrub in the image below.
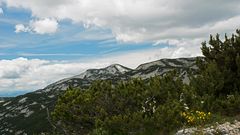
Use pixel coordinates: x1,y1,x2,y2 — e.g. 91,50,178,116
51,29,240,135
52,72,185,134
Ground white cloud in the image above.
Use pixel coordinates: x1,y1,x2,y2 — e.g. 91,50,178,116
29,18,58,34
4,0,240,41
0,57,108,92
0,8,3,14
0,45,201,93
15,24,29,33
1,0,240,93
15,18,58,34
171,47,191,58
98,45,202,68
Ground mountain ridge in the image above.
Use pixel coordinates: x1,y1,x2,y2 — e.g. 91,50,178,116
0,57,199,135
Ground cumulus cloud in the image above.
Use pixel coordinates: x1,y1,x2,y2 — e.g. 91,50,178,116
1,0,240,93
4,0,240,41
15,18,58,34
29,18,58,34
0,57,108,92
0,45,201,93
15,24,29,33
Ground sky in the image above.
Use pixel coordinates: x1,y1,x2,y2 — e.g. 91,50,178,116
0,0,240,96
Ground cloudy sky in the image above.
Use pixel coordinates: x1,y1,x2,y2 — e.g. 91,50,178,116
0,0,240,96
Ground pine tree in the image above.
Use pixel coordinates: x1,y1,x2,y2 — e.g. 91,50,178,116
197,30,240,96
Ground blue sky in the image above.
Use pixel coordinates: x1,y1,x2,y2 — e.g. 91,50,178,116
0,0,240,96
0,4,160,60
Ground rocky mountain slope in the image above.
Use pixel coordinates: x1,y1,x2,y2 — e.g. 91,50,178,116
0,97,12,103
0,57,197,135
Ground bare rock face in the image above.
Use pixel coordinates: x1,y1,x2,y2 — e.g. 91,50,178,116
0,57,198,135
176,120,240,135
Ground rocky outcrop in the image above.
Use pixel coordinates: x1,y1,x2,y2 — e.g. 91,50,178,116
176,120,240,135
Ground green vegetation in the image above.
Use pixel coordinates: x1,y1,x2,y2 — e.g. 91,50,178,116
181,110,211,126
51,30,240,134
52,71,185,135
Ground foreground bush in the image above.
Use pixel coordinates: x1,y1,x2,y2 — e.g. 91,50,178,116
51,29,240,134
52,71,186,134
190,30,240,115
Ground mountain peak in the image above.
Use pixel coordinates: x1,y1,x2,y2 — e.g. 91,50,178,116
0,57,198,134
105,64,131,74
71,64,131,80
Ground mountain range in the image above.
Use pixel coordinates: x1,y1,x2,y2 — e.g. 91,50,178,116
0,57,198,135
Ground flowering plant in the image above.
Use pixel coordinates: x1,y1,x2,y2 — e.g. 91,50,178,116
181,110,211,126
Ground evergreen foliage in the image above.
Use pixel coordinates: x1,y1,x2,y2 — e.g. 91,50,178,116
190,30,240,115
52,71,185,134
52,29,240,134
196,30,240,96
